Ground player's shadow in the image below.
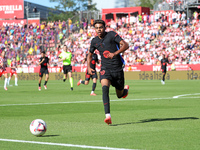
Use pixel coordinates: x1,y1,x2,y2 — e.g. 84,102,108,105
110,117,199,126
39,135,60,137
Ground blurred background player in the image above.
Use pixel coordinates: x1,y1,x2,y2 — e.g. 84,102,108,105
58,45,74,91
0,50,8,90
7,57,18,86
77,51,99,95
87,20,129,125
38,51,49,91
161,54,169,85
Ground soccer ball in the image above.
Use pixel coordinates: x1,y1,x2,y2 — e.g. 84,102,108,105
30,119,47,136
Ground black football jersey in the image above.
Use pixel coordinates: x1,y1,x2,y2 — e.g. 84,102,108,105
39,57,49,69
89,31,123,71
161,58,169,69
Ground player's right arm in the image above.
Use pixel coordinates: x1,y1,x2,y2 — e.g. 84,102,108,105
88,39,95,75
38,58,45,65
87,52,95,75
58,53,66,62
58,57,63,62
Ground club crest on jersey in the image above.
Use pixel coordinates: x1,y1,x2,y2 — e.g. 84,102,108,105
100,70,105,75
103,51,110,58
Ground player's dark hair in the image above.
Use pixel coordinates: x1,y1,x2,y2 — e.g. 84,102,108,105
41,51,46,54
93,20,106,27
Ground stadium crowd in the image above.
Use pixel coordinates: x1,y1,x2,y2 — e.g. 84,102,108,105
0,11,200,68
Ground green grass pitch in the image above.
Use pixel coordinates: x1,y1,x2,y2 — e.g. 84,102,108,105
0,79,200,150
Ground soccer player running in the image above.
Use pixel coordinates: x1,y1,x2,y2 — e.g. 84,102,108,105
8,57,18,86
77,51,99,96
161,54,169,85
87,20,129,125
58,45,74,91
0,50,8,90
38,51,49,91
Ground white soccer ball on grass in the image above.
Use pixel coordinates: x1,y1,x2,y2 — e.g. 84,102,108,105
30,119,47,136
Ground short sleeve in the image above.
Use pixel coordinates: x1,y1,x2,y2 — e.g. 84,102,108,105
110,31,123,44
89,38,96,53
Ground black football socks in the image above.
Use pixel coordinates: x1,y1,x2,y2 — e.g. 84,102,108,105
92,83,96,92
44,81,48,85
102,86,110,114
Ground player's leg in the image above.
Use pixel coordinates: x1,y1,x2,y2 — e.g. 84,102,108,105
38,77,42,91
68,71,73,90
38,70,43,91
44,72,49,90
77,79,89,86
101,78,112,125
14,73,18,86
63,74,67,82
63,66,67,82
77,72,90,86
63,74,67,81
115,86,129,98
3,72,8,90
113,71,129,99
162,71,166,85
90,77,97,96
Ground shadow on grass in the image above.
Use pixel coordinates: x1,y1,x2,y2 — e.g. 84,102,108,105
110,117,199,126
39,135,60,137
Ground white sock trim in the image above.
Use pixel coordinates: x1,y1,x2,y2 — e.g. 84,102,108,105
105,113,111,118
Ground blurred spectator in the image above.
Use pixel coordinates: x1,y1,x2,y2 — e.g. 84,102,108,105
1,12,200,68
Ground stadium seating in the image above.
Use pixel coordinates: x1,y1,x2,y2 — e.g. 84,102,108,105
0,13,200,68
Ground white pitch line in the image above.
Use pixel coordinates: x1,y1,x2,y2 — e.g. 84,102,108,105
0,95,199,107
181,97,200,99
0,138,137,150
0,97,172,107
173,93,200,99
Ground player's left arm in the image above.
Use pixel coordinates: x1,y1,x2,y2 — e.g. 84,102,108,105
107,32,129,59
107,40,129,59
